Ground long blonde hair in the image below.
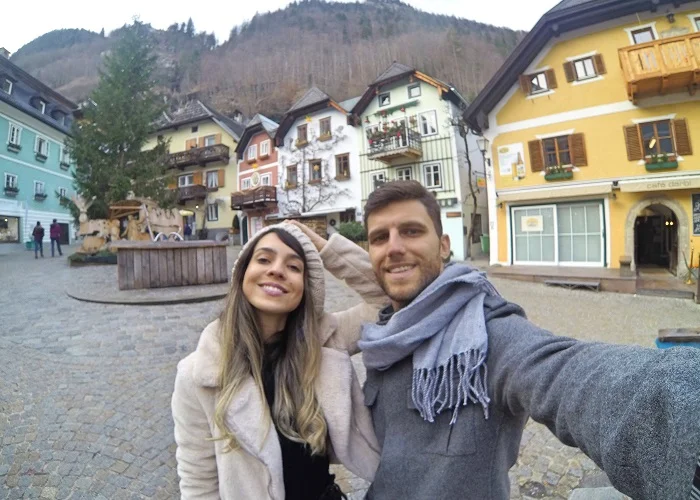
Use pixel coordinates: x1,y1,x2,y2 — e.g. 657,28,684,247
213,229,328,455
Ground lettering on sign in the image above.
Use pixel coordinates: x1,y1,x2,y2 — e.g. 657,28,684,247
647,180,693,190
521,215,543,232
693,194,700,236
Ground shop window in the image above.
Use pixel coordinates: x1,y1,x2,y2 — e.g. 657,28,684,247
0,216,20,243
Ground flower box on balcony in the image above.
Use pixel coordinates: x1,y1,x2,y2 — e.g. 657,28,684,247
258,153,269,160
318,133,332,142
295,139,308,148
34,193,48,201
4,187,19,197
285,182,297,190
645,155,678,171
60,162,70,170
35,153,47,163
544,169,573,181
7,143,21,153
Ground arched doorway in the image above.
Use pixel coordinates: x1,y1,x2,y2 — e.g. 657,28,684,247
625,197,688,274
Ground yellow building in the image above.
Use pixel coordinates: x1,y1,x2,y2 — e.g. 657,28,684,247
146,100,245,240
465,0,700,278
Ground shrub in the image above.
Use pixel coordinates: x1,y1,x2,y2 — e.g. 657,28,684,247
337,221,366,243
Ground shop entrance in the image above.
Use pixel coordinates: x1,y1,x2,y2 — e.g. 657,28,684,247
633,204,678,275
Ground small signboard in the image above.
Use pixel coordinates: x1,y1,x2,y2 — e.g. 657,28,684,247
692,194,700,235
521,215,543,232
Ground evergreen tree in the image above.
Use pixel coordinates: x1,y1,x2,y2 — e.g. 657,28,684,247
186,18,195,37
66,22,174,220
99,28,105,37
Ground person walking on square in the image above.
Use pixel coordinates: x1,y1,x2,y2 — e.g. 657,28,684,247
171,222,385,499
32,221,44,259
50,219,63,257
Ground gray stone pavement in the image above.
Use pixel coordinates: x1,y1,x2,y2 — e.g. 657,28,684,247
2,246,700,499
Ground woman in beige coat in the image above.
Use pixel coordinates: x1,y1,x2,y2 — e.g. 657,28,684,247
171,222,386,499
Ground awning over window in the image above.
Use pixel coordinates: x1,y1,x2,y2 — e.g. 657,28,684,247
497,183,612,203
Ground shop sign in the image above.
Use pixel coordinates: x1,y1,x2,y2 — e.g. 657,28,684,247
520,215,543,232
497,143,525,178
693,194,700,236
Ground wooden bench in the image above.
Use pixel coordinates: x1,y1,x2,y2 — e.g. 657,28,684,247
111,240,228,290
544,279,601,291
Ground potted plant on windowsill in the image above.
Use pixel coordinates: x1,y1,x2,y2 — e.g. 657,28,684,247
318,132,332,142
285,181,297,190
645,153,678,171
4,186,19,197
7,143,21,153
295,138,308,148
544,165,573,181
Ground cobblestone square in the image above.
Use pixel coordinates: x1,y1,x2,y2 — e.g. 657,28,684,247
2,247,699,499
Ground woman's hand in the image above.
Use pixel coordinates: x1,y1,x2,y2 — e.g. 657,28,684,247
286,220,328,252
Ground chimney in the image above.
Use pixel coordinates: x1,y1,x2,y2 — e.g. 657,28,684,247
0,48,10,59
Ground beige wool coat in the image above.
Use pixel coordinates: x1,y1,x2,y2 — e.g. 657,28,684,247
171,234,387,499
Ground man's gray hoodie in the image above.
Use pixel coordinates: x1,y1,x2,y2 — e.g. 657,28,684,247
364,296,700,500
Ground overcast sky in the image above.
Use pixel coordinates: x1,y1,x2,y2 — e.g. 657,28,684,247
1,0,560,54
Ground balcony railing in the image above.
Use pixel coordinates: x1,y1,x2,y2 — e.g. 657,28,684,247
619,32,700,102
168,144,230,169
231,186,278,210
367,124,422,163
178,184,208,203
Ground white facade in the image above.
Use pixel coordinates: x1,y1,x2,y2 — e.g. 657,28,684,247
276,108,363,229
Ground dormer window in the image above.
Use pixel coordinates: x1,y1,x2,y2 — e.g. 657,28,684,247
31,97,47,114
1,78,11,95
51,110,67,125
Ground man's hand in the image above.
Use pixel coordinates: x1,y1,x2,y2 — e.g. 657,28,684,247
286,220,327,252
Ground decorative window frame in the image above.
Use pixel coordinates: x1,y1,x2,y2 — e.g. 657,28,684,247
259,139,270,157
34,180,46,195
4,173,18,189
1,78,12,95
248,144,258,161
418,110,439,137
241,177,252,190
7,122,21,147
422,162,443,189
378,92,391,107
260,173,272,186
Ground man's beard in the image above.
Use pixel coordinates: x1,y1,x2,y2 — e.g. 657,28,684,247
378,254,443,309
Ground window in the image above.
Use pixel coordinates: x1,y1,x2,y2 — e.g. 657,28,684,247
408,84,421,99
241,177,252,190
297,125,308,144
58,187,67,199
259,140,270,157
204,135,216,147
34,181,45,195
564,55,606,83
640,120,674,156
0,216,20,243
309,159,322,183
320,117,331,138
423,163,442,188
1,78,12,95
207,203,219,222
286,165,298,188
543,136,572,167
335,154,350,179
419,111,438,136
191,125,198,133
378,92,391,107
574,57,596,80
206,171,219,189
60,148,70,165
35,136,49,157
371,172,386,189
7,123,21,147
33,100,46,114
178,174,194,187
261,173,272,186
694,15,700,31
248,144,257,160
632,27,655,44
5,173,18,189
531,72,549,93
396,167,412,181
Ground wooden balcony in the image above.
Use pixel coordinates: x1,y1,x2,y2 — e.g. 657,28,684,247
619,33,700,103
231,186,278,210
178,184,208,203
367,124,422,163
168,144,230,169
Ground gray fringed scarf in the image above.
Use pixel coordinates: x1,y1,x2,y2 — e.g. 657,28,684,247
359,263,499,424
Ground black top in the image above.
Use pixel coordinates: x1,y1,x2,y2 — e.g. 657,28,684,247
261,335,334,500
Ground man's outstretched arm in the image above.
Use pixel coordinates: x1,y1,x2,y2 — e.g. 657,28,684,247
486,306,700,500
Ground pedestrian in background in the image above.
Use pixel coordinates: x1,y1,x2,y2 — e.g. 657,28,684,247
50,219,63,257
32,221,44,259
183,223,192,241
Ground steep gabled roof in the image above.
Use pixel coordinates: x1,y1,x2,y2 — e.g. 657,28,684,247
274,87,350,144
156,99,245,141
350,62,468,118
235,114,279,156
339,96,361,112
464,0,696,133
288,87,331,112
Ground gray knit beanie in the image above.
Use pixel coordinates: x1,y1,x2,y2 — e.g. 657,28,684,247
231,223,325,315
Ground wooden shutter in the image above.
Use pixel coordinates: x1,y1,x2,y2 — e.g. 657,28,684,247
519,75,532,95
214,133,222,145
545,69,558,89
623,125,643,161
197,137,205,148
593,54,607,75
673,118,693,156
185,139,197,150
569,133,588,166
563,62,576,82
528,140,545,172
217,169,225,188
193,171,203,185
